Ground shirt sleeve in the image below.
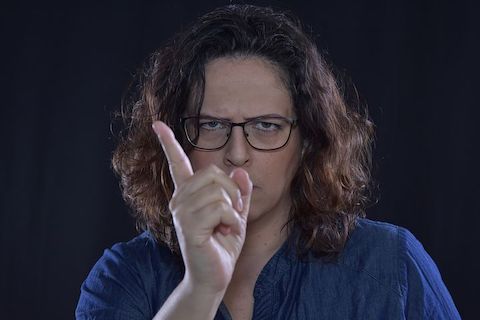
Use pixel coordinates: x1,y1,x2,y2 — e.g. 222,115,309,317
75,242,153,320
398,227,461,319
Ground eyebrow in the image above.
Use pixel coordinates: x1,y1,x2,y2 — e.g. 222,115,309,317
198,113,288,120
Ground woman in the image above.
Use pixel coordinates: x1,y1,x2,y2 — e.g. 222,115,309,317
76,4,460,319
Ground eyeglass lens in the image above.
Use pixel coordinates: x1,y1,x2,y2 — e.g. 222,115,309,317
184,117,293,150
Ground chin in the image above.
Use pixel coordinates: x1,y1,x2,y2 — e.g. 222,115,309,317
246,208,263,224
245,197,272,225
246,198,263,224
246,188,260,220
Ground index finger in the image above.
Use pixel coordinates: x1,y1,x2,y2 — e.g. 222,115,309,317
152,121,193,188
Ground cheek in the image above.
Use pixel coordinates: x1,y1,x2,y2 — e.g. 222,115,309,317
260,153,300,190
280,156,301,190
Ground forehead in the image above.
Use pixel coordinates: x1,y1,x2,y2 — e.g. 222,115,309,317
199,56,294,119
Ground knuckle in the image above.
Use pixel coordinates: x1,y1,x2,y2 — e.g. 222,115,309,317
211,183,224,194
205,165,224,180
169,191,180,210
171,205,188,227
213,186,232,204
168,199,175,213
213,201,230,212
207,164,221,173
169,192,188,218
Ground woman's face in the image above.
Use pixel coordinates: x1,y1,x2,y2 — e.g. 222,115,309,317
188,56,302,225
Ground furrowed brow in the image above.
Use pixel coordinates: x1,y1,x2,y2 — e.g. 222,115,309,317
198,113,231,121
244,114,287,121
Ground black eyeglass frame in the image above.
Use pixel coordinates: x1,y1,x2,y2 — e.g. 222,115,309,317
180,116,298,151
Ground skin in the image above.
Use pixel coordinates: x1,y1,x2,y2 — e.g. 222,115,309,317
151,56,302,320
191,56,302,246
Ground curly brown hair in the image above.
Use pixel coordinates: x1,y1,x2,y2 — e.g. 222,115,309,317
112,4,375,258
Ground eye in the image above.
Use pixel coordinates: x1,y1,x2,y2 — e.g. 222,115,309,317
199,119,226,130
252,120,282,131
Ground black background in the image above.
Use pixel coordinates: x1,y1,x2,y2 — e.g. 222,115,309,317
1,1,479,319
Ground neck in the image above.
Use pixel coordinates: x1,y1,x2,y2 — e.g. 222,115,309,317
242,211,289,258
231,200,291,284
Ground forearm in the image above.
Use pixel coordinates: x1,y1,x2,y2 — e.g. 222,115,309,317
153,278,225,320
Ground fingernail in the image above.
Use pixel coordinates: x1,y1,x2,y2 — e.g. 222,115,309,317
237,197,243,211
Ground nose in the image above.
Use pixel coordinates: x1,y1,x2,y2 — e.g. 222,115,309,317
223,126,250,167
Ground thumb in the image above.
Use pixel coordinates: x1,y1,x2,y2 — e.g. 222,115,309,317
230,168,253,219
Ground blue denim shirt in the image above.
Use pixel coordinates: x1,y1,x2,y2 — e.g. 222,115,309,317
76,219,460,319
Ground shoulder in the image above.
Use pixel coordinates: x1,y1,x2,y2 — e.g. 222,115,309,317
342,218,418,270
338,219,404,295
87,231,180,282
344,218,401,253
76,231,183,319
340,218,460,319
103,231,177,270
342,218,435,269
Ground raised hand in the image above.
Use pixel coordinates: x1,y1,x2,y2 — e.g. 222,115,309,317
152,121,253,295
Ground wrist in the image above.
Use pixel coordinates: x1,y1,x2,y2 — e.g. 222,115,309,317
153,277,226,320
180,273,228,302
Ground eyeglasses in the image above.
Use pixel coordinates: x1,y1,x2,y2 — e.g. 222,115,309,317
180,115,298,151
